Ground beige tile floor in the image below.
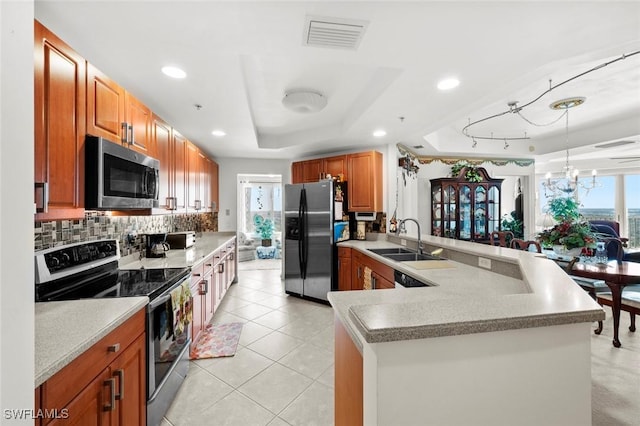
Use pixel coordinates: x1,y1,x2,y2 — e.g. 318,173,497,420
162,267,335,426
162,263,640,426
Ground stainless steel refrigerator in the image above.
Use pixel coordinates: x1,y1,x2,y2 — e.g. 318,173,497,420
284,180,344,302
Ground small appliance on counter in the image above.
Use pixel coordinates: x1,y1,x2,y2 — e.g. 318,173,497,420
166,231,196,249
144,233,169,258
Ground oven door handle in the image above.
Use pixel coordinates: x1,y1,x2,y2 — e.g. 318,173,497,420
148,276,190,310
149,292,172,310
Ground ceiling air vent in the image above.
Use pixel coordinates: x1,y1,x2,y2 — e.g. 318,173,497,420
303,16,368,50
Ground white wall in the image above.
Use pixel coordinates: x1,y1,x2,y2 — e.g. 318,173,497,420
1,0,35,418
217,158,291,231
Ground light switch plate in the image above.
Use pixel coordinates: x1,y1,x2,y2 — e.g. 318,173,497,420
401,239,407,246
478,257,492,269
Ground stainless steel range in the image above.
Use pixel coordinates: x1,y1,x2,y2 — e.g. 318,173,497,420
35,239,191,426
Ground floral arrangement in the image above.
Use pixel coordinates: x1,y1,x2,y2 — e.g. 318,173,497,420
537,220,596,250
450,161,482,182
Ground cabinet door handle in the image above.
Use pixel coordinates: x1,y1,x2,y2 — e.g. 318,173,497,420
200,279,208,295
371,275,377,290
104,378,116,411
107,343,120,353
128,124,134,145
192,273,201,277
34,182,49,213
357,266,361,279
121,122,128,144
113,369,124,400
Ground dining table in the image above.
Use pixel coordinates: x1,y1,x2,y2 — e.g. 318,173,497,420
569,259,640,348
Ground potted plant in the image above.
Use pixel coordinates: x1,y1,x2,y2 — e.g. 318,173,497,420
253,214,274,247
501,211,524,239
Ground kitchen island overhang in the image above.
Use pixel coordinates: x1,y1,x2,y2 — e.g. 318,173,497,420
329,236,604,426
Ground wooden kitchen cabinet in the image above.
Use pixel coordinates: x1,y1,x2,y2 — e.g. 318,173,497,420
153,114,173,210
348,151,383,212
338,247,353,291
186,141,201,212
351,251,366,291
323,155,348,181
210,159,219,212
87,64,154,157
199,152,211,211
291,155,348,184
202,254,216,325
172,131,188,212
335,318,363,426
34,20,86,220
39,308,146,426
351,250,394,291
86,63,126,144
291,159,322,183
190,262,206,354
124,92,154,156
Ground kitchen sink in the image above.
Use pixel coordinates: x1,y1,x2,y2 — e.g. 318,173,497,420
382,252,441,262
367,247,414,255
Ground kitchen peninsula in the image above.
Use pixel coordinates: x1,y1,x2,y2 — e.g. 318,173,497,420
329,235,605,426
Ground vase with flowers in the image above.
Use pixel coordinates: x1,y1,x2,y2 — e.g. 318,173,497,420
537,220,597,256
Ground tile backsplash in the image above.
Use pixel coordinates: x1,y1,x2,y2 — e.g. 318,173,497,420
34,211,218,252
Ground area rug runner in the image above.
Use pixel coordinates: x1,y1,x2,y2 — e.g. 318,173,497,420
190,322,243,360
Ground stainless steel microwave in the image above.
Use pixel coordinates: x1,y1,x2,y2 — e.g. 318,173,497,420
85,135,160,210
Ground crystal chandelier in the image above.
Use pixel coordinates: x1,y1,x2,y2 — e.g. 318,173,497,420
541,97,598,198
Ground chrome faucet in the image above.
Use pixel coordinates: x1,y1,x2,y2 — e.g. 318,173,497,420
396,218,423,255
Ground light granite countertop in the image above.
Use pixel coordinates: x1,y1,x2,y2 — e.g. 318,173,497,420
35,297,148,387
119,231,237,270
328,236,605,351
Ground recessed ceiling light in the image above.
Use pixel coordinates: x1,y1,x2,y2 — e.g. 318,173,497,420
211,130,226,137
161,66,186,79
437,77,460,91
373,129,387,137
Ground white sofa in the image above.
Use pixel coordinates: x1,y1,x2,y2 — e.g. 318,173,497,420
237,232,258,262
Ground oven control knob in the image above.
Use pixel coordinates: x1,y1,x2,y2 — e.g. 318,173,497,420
61,252,70,264
47,256,60,268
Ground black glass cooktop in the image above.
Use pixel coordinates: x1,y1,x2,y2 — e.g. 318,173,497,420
35,261,190,302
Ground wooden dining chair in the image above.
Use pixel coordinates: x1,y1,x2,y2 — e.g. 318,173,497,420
509,239,542,253
489,231,514,247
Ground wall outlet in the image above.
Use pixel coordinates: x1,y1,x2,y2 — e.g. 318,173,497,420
225,209,230,216
401,239,407,246
478,257,492,269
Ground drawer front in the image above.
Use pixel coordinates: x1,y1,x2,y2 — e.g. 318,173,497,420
42,308,145,411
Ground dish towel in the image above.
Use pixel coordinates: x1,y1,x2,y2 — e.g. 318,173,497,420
363,266,372,290
171,281,193,335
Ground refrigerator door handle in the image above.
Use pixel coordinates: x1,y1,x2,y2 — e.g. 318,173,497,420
299,188,306,279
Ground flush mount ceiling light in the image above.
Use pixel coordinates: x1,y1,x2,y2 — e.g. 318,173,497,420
211,129,226,137
161,66,186,79
282,90,328,113
437,77,460,91
373,129,387,137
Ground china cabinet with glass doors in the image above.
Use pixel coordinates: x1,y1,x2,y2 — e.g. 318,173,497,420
430,167,503,242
